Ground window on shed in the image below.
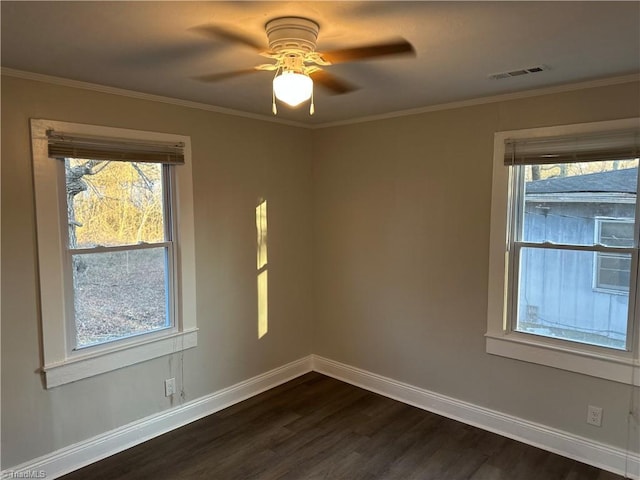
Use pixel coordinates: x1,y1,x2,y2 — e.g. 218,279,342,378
594,219,634,293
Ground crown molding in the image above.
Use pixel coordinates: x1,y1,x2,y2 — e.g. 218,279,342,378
3,68,638,130
313,73,640,129
1,67,310,129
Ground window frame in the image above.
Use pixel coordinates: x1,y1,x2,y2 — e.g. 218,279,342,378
65,161,175,352
31,119,198,388
486,118,640,386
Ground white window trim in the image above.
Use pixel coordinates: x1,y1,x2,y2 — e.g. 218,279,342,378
486,118,640,386
31,119,198,388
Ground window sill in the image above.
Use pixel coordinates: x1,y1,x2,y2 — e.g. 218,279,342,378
485,333,639,386
43,329,198,388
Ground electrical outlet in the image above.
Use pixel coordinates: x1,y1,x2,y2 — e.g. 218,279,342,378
587,405,603,427
164,378,176,397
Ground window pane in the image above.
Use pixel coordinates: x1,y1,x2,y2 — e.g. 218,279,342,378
516,247,628,349
72,247,170,348
522,160,637,246
598,220,634,247
65,159,165,248
596,253,631,291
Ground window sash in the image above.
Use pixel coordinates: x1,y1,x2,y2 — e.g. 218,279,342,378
508,242,636,351
69,245,174,350
61,160,179,353
507,164,639,352
65,163,175,251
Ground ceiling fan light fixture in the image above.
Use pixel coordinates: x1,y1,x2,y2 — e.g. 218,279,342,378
194,15,414,117
273,71,313,107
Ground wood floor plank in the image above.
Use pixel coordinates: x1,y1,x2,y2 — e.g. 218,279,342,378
59,373,628,480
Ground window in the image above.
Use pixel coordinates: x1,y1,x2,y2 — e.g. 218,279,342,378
67,159,173,349
31,119,197,388
594,219,634,293
486,118,640,385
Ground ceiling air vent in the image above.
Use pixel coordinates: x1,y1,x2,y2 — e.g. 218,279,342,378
489,65,548,80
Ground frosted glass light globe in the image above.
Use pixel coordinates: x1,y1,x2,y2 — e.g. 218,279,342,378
273,72,313,107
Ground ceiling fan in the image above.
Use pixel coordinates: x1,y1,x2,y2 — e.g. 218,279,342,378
191,17,415,115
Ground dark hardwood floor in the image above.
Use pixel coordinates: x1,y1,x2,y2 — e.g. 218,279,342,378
61,372,626,479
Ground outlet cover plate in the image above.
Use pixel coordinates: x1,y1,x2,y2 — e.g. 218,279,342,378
164,378,176,397
587,405,603,427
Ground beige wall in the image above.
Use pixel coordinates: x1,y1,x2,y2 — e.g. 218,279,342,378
312,81,640,451
1,76,314,467
2,75,639,470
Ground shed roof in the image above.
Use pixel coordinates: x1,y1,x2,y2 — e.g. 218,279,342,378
526,167,637,194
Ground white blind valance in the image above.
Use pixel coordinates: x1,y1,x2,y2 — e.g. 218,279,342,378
504,128,640,166
47,130,185,164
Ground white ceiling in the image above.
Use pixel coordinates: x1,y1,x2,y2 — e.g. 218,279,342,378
2,1,639,126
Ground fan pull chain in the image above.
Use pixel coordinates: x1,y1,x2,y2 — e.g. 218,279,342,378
310,89,315,115
272,69,279,115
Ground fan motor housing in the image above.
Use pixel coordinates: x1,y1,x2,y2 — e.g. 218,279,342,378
265,17,319,54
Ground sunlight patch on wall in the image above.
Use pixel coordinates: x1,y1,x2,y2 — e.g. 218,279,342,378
256,198,268,338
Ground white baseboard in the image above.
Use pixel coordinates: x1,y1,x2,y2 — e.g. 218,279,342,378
311,354,640,479
1,356,313,480
4,354,638,479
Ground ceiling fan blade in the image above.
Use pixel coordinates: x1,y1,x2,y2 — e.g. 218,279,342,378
190,24,265,52
320,39,415,64
192,68,262,83
310,70,358,95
